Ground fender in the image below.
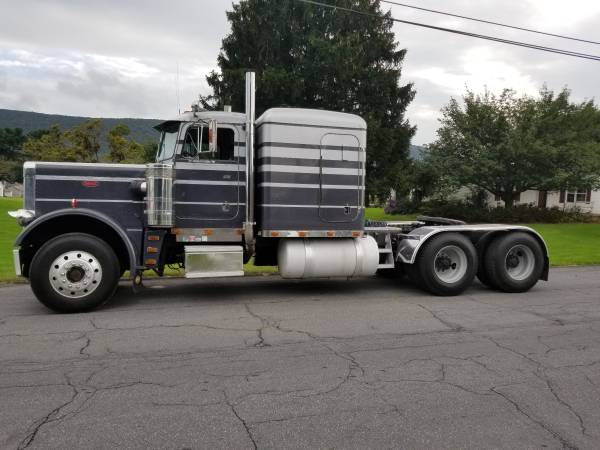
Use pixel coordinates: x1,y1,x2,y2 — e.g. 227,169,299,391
15,208,139,275
395,224,550,280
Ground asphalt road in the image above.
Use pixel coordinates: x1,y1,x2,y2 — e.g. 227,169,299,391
1,267,600,450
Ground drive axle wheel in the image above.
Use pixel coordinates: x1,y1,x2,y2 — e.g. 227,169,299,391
483,232,544,293
410,233,477,296
29,233,120,313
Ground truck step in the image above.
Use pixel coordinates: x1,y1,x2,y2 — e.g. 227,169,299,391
184,245,244,279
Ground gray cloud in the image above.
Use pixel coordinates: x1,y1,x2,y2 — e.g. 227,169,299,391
1,0,599,144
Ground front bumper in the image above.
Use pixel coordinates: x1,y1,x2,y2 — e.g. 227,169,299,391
13,248,22,277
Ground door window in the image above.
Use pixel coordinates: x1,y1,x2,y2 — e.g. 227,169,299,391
180,125,235,161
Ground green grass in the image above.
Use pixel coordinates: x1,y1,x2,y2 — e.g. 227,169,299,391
527,223,600,266
1,201,598,282
365,207,418,222
0,197,23,282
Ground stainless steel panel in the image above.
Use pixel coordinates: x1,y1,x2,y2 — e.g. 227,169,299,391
184,245,244,278
146,163,174,227
13,248,22,277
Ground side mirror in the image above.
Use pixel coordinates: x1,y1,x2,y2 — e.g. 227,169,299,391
208,119,218,153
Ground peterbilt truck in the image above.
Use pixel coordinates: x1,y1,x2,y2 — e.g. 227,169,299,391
9,72,549,313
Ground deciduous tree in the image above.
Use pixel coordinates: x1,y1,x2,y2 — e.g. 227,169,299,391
427,87,600,208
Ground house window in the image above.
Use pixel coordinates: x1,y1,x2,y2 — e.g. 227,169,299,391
561,189,592,203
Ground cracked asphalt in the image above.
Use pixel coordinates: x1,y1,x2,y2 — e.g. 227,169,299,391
1,266,600,450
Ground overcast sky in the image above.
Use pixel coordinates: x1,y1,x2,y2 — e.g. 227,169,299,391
1,0,599,144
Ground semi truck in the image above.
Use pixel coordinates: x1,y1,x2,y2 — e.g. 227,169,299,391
9,72,549,313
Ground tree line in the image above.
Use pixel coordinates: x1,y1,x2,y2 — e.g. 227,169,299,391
200,0,600,209
0,120,157,183
413,87,600,209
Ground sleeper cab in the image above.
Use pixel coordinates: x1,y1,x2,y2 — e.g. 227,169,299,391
256,108,367,234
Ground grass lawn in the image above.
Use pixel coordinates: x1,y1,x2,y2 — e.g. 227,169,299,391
0,199,598,282
0,198,23,282
365,207,418,222
527,223,600,266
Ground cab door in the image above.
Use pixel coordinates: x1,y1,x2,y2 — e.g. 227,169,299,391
173,124,244,228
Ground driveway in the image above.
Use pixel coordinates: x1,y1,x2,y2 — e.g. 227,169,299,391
1,267,599,449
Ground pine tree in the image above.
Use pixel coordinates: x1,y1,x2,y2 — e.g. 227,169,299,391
202,0,415,202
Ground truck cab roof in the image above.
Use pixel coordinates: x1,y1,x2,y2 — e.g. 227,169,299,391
154,110,247,131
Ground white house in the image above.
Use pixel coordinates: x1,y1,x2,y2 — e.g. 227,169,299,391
485,189,598,214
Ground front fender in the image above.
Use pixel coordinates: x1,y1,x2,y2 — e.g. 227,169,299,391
14,208,138,275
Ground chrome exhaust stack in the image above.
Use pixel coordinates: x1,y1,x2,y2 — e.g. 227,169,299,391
244,71,256,255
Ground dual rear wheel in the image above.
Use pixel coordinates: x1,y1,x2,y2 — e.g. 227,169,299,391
409,232,544,296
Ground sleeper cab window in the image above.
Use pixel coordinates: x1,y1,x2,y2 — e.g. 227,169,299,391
180,125,235,161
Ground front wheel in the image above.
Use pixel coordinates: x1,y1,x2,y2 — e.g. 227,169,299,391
410,233,478,296
29,233,120,313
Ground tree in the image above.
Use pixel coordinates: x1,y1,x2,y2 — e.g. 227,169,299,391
106,124,145,163
202,0,415,202
66,119,103,162
23,125,78,162
427,87,600,208
142,141,158,162
0,128,26,161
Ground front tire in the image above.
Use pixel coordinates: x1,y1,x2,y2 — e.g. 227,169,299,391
483,232,544,293
410,233,477,296
29,233,120,313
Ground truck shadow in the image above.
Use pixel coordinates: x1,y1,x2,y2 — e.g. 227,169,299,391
105,275,490,311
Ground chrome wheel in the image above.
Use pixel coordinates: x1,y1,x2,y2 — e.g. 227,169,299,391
505,244,535,281
48,250,103,298
434,245,468,284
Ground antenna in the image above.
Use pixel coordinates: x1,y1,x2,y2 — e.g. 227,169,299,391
176,61,181,115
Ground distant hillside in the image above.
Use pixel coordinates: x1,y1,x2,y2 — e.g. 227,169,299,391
0,109,161,152
409,144,426,160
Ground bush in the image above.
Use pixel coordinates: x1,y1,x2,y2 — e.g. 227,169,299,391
421,200,599,223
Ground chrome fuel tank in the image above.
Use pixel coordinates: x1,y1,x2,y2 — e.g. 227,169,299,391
278,236,379,279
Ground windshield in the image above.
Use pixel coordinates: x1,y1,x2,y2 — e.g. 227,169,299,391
156,122,180,161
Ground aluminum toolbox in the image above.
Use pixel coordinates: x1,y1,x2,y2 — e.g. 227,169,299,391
184,245,244,278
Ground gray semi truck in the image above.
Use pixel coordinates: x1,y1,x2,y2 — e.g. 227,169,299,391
9,72,549,313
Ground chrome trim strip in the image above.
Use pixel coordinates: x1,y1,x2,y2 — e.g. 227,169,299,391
259,204,363,209
173,180,245,186
174,201,246,206
13,248,22,277
259,230,363,238
174,228,243,243
31,161,147,168
258,147,365,162
257,165,363,175
36,198,145,203
36,175,144,182
258,182,363,190
256,121,366,131
176,162,242,171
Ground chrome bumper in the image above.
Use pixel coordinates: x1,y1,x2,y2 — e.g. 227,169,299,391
13,248,22,277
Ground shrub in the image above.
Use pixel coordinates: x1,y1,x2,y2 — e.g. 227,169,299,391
421,200,598,223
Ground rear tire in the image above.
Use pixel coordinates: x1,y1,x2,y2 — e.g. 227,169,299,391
483,232,544,293
412,233,477,296
29,233,120,313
